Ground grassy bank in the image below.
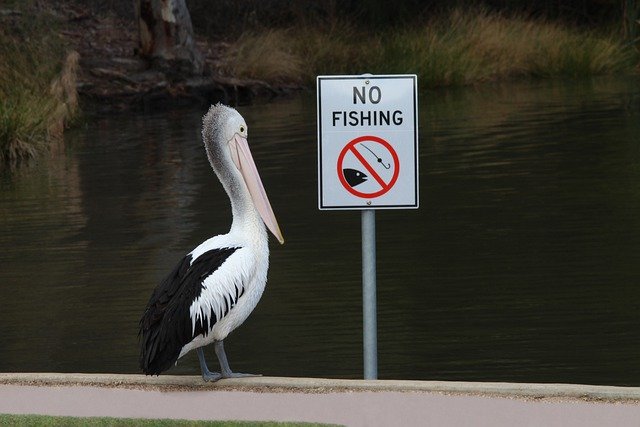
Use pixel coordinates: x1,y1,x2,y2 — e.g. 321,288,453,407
222,9,637,87
0,7,78,166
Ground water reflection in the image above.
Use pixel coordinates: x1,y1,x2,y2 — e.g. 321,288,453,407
1,77,639,385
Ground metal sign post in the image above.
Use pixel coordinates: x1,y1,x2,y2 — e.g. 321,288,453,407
317,74,418,379
362,209,377,379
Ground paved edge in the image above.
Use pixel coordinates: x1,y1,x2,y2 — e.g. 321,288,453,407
1,373,639,402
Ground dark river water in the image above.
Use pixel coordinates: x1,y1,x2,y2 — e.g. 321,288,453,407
1,77,639,386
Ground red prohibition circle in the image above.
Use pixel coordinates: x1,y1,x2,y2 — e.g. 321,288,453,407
336,135,400,199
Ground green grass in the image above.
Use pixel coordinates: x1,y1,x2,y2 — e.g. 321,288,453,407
0,414,339,426
221,9,637,87
0,5,78,166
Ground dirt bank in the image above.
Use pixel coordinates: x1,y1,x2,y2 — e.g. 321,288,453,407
49,2,299,112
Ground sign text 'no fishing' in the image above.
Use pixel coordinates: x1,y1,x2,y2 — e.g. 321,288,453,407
317,75,418,209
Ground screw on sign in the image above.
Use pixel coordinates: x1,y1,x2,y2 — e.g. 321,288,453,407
337,135,400,199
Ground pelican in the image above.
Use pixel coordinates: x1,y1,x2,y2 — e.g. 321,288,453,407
139,104,284,381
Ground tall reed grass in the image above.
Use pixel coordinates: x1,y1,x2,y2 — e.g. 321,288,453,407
220,30,303,85
0,10,78,166
222,9,636,87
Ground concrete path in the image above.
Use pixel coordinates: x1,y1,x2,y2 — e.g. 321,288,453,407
1,373,639,426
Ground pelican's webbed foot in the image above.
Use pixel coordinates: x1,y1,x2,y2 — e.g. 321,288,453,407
202,371,223,382
215,340,261,379
222,372,262,379
197,347,222,382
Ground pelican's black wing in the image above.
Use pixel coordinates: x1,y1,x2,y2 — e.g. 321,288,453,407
139,247,238,375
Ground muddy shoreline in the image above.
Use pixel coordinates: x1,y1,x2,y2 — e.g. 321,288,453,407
53,2,301,113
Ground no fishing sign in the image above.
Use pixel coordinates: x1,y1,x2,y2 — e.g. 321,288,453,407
317,74,418,209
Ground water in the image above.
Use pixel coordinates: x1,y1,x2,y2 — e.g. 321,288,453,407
1,77,639,386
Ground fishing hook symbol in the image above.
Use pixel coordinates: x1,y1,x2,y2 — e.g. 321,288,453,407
361,144,391,169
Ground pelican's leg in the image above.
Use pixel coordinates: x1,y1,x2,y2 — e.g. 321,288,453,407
197,347,222,382
214,340,261,379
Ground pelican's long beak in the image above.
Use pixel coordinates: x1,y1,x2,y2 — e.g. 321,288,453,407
229,133,284,244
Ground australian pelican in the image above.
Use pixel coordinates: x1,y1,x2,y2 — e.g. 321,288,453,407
139,104,284,381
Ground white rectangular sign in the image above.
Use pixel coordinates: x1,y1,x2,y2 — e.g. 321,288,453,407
317,74,418,210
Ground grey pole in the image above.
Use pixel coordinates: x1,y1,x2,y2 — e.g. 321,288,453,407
362,209,378,379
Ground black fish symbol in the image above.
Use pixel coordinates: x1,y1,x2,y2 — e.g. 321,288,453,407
343,168,368,187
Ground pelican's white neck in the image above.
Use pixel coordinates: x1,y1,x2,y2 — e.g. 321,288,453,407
202,104,274,247
227,179,268,245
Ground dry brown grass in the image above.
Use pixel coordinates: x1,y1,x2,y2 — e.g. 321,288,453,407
48,51,80,138
0,8,79,166
220,30,303,85
221,9,636,87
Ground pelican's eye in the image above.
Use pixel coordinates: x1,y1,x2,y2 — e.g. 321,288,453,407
239,125,245,133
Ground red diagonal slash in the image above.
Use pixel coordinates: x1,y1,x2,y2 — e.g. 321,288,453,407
349,145,389,190
337,135,400,199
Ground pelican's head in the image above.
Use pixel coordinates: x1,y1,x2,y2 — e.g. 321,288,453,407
202,104,284,244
